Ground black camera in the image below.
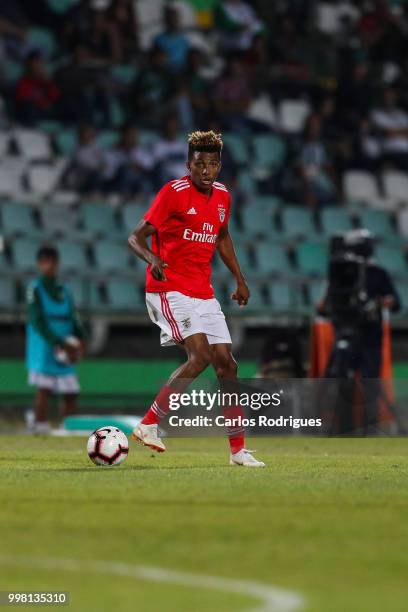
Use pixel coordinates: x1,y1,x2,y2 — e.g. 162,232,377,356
327,230,379,325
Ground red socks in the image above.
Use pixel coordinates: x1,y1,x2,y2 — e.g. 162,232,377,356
142,387,246,454
223,406,245,454
141,385,175,425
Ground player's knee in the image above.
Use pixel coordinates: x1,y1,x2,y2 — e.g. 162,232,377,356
188,350,212,373
215,355,238,379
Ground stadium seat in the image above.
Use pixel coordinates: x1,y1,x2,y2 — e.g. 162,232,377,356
375,245,407,275
270,280,295,310
111,64,139,84
4,60,23,83
39,204,79,237
97,130,120,149
1,203,41,237
254,243,291,276
360,209,395,240
0,167,23,197
57,240,88,273
227,279,268,311
27,27,57,57
0,132,11,157
65,278,100,309
222,133,249,165
0,278,15,308
12,239,40,272
297,241,329,276
106,279,145,309
252,134,286,177
13,128,51,161
37,120,64,134
278,99,310,133
382,170,408,205
56,129,78,156
306,279,327,308
397,209,408,238
46,0,75,14
93,241,133,273
320,207,352,235
281,206,317,239
82,203,122,237
27,164,60,197
343,170,380,203
122,203,147,233
240,206,275,238
237,170,257,194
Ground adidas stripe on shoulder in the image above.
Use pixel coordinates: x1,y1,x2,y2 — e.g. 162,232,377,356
213,181,228,193
171,178,190,192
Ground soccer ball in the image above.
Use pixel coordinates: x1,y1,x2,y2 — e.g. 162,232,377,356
87,426,129,466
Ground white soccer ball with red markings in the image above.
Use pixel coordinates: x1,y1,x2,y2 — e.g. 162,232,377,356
87,426,129,466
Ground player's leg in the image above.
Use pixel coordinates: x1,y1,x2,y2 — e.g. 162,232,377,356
210,343,265,467
34,388,52,434
133,332,212,452
61,393,78,418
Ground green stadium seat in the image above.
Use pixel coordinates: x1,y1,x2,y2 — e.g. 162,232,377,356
4,60,23,82
270,280,296,311
281,206,317,239
37,120,64,134
12,239,40,272
111,64,139,84
1,203,41,237
241,206,275,237
28,28,57,57
106,279,145,310
232,243,252,275
47,0,75,13
306,279,327,308
252,134,286,176
56,129,78,156
254,243,291,275
122,203,147,233
97,130,119,149
237,170,257,194
222,133,249,165
320,207,352,235
58,241,88,273
376,245,407,275
0,278,15,308
65,278,101,309
93,241,133,273
297,241,328,276
82,203,122,237
138,130,159,147
359,209,395,240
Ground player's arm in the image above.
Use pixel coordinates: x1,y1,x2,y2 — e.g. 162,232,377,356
128,220,168,281
217,225,250,306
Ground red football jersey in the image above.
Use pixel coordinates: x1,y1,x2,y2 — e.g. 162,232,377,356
143,175,231,299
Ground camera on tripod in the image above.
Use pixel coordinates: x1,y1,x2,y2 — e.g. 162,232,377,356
327,229,380,326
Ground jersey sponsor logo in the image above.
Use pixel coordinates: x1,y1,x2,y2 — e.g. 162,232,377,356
182,228,217,244
187,207,197,215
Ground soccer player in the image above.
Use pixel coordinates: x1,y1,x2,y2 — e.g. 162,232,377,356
128,131,265,467
26,246,86,433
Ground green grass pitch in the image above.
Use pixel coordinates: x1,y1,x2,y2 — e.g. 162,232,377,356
0,436,407,611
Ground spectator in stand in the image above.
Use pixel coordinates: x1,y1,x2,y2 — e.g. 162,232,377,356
15,50,60,125
108,0,139,60
370,86,408,171
131,46,174,128
154,6,190,73
55,44,111,125
214,55,252,134
64,125,105,195
102,124,153,197
215,0,263,51
297,113,339,209
152,115,187,185
182,48,211,126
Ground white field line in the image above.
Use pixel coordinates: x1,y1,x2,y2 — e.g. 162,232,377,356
0,556,304,612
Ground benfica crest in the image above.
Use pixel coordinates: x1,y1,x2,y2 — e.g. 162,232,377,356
218,206,226,222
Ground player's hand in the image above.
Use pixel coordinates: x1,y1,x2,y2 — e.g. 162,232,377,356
231,280,250,307
62,342,80,363
150,255,168,281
